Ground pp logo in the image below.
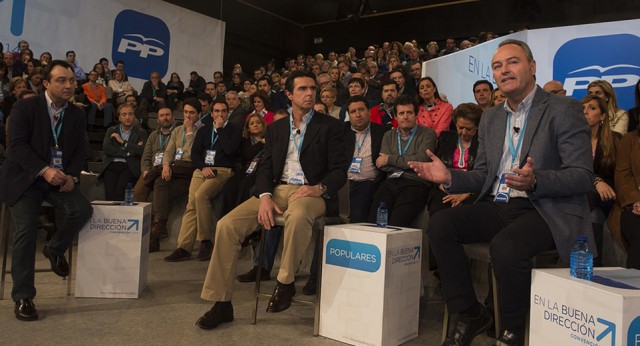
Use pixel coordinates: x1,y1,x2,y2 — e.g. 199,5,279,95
553,34,640,111
325,239,381,273
112,9,170,79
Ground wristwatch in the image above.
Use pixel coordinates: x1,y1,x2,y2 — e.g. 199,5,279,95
318,183,327,193
72,175,80,184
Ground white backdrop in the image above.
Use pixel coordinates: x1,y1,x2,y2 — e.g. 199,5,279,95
424,19,640,111
0,0,225,91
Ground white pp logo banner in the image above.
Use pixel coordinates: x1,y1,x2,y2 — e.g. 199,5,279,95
0,0,225,91
424,19,640,110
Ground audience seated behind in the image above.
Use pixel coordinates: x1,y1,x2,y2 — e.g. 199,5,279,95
416,77,453,138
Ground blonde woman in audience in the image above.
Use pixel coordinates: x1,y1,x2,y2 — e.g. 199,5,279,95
581,95,620,265
320,86,341,119
108,69,136,106
588,80,629,135
491,88,506,106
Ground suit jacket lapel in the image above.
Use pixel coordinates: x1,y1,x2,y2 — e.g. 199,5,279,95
519,87,547,166
489,107,507,173
300,114,320,155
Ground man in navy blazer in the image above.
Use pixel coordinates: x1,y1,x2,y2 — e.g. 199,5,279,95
0,60,92,321
196,70,348,330
410,40,594,345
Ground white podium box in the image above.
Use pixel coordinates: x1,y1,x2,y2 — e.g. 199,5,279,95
530,268,640,346
75,202,151,298
319,223,422,346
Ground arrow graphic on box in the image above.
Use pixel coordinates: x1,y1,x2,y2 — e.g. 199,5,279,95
413,246,421,259
127,219,139,231
596,317,615,346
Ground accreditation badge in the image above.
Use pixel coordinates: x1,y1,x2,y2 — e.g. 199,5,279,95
348,157,363,174
205,150,216,165
50,149,64,170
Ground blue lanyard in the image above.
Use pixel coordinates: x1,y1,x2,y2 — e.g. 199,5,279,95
355,127,370,156
289,110,314,158
506,110,530,167
210,127,219,150
51,108,65,149
199,112,210,122
457,136,469,169
396,126,417,157
118,124,131,141
159,130,171,149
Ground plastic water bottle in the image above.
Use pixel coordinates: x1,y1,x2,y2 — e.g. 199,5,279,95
570,236,593,280
376,202,388,228
124,183,134,206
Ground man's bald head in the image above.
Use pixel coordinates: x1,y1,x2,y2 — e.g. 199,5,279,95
543,80,566,96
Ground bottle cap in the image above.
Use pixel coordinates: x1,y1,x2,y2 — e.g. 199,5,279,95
576,235,587,242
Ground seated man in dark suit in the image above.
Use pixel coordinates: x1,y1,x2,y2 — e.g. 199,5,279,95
196,70,348,330
0,60,93,321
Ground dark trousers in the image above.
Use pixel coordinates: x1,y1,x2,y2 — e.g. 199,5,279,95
9,179,92,301
429,198,555,331
368,177,429,227
102,162,136,201
349,179,378,223
251,226,283,271
621,209,640,269
151,176,190,223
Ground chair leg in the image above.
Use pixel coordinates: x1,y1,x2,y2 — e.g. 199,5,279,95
1,204,9,300
441,305,449,343
313,229,323,337
67,243,73,296
252,227,267,325
491,265,501,338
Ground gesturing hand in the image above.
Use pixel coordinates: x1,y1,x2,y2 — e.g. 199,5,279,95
408,150,452,185
257,195,284,230
508,157,535,191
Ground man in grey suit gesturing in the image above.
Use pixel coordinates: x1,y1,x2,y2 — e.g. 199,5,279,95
409,39,594,346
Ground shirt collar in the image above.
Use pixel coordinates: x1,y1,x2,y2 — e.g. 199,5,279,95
45,90,68,113
351,122,371,133
503,84,537,114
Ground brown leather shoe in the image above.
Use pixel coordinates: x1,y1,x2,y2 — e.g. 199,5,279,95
266,281,296,313
163,248,191,262
236,266,271,282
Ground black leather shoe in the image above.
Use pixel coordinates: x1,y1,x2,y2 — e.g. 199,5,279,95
236,266,271,282
42,245,69,277
195,302,234,330
442,305,493,346
14,298,38,321
163,248,191,262
493,329,524,346
196,240,213,261
266,281,296,313
302,277,317,295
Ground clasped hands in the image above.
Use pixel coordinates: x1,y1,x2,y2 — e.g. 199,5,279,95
43,167,74,192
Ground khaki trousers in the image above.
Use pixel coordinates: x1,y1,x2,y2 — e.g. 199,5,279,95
176,168,233,251
201,184,326,302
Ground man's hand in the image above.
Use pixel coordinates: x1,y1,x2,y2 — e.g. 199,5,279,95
375,153,389,169
213,114,225,129
162,164,172,181
508,157,535,191
111,132,124,144
257,195,283,230
443,193,471,207
595,181,616,201
202,167,217,179
290,185,324,203
142,171,148,178
42,167,66,186
183,116,194,133
408,150,452,185
59,175,75,192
